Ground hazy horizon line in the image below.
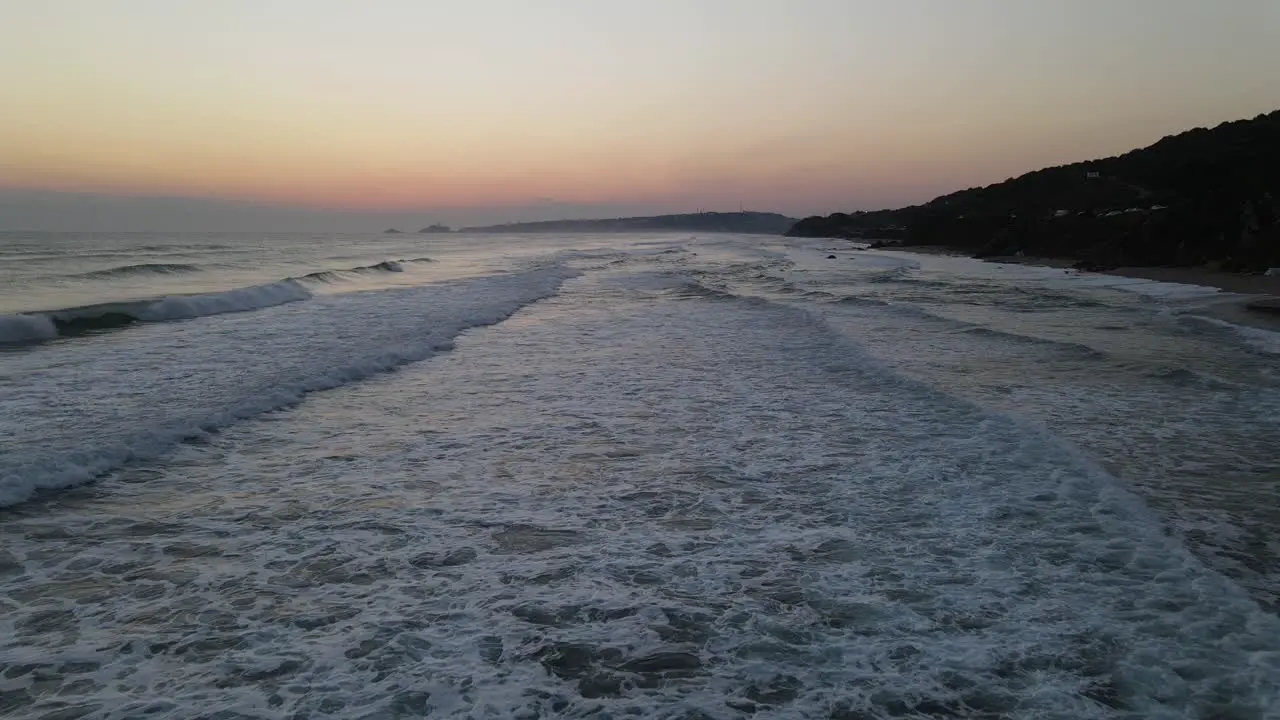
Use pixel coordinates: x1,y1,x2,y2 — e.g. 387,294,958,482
4,105,1276,233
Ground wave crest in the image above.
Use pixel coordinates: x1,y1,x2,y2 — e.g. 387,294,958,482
0,314,59,345
1,280,312,346
3,258,437,346
76,263,202,279
296,258,434,284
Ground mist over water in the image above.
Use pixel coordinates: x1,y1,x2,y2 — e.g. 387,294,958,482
1,231,1278,718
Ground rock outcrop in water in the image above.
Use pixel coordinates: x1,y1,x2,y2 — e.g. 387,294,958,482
789,110,1280,272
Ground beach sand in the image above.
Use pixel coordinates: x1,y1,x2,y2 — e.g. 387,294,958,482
1102,266,1280,296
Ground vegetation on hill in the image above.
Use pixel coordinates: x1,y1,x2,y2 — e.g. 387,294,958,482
789,111,1280,271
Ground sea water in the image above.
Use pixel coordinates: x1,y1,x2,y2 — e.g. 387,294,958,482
1,231,1278,718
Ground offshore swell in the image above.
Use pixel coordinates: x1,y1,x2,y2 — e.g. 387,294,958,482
1,231,1279,718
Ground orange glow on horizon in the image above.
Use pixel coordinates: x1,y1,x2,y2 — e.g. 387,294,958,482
3,2,1277,220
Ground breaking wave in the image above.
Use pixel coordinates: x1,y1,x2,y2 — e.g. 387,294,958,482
295,258,434,284
0,264,577,507
0,280,312,345
0,314,58,345
0,258,438,346
1186,314,1280,356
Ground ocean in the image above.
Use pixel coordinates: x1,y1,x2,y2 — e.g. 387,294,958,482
1,230,1278,719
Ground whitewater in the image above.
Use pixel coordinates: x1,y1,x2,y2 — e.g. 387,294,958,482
1,230,1278,719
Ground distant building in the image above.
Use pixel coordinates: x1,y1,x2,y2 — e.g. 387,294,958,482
1086,171,1101,179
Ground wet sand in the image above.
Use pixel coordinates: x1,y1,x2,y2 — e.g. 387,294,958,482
1102,266,1279,296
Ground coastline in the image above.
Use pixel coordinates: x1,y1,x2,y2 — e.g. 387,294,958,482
882,245,1280,333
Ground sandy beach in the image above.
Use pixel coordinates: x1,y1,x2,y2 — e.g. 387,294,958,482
1101,266,1280,295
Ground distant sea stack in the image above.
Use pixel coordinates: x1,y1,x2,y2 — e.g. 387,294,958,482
383,228,403,234
788,109,1280,272
418,224,453,234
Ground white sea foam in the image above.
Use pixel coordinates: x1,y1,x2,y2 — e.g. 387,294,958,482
869,249,1223,300
133,279,312,322
1186,314,1280,355
3,262,1276,718
0,313,57,344
1065,272,1223,300
2,236,1278,718
1,281,314,345
0,264,577,507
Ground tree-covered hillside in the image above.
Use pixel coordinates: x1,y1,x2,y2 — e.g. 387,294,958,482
789,111,1280,270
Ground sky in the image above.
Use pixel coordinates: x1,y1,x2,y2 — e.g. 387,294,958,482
1,0,1278,231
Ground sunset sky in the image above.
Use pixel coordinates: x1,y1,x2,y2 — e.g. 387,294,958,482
2,0,1278,229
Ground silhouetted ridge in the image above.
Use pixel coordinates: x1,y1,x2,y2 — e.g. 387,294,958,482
789,110,1280,271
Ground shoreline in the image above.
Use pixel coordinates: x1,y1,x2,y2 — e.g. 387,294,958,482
881,245,1280,333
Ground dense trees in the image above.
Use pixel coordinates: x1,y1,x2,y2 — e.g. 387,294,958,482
789,111,1280,271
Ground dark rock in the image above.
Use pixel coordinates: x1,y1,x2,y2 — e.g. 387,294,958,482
827,254,837,259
